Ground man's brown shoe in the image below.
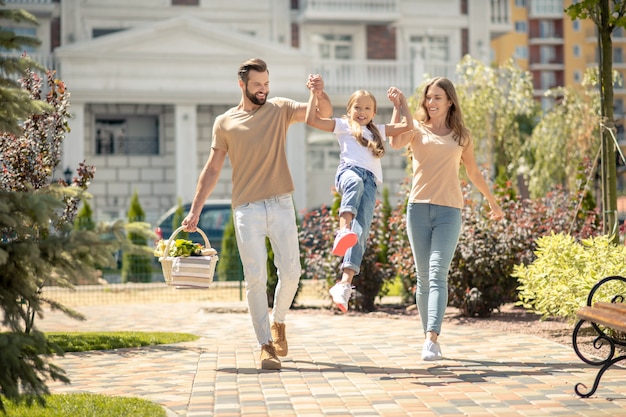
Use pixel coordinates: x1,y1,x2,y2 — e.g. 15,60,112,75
260,343,281,370
271,322,288,356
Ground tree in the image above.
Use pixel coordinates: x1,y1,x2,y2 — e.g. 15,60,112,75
0,1,51,135
527,73,602,198
566,0,626,241
172,197,188,241
455,56,537,182
121,191,153,283
0,64,128,411
74,201,96,232
217,213,243,281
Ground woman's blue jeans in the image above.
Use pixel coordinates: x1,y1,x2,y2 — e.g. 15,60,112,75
406,203,461,335
335,163,377,275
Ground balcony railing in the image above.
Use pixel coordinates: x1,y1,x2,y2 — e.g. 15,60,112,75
4,0,55,4
312,59,458,100
298,0,400,22
0,52,56,76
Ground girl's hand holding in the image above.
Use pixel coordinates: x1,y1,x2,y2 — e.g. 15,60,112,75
387,87,403,107
488,203,504,221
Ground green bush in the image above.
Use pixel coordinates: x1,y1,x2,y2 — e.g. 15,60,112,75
172,198,188,241
217,213,243,281
121,191,153,283
512,233,626,321
386,166,601,317
299,189,396,312
73,201,95,231
447,180,600,317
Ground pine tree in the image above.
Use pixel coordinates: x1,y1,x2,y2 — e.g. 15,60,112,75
172,197,189,240
0,7,151,409
74,201,95,231
0,1,51,135
217,213,243,281
121,191,153,283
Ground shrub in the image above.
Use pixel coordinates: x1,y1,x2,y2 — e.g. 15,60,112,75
121,191,153,283
385,164,600,317
299,189,396,312
387,177,414,303
216,212,243,282
172,198,188,241
447,179,600,317
512,233,626,321
73,201,95,231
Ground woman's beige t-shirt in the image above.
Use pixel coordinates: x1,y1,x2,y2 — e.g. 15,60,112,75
212,97,300,208
408,124,467,210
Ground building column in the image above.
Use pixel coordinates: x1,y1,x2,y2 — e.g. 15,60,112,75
62,102,85,180
287,123,307,213
175,104,198,203
468,1,491,64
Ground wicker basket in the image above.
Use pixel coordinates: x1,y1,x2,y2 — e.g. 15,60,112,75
159,226,219,289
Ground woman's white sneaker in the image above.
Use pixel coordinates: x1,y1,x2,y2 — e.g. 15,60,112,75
422,340,443,361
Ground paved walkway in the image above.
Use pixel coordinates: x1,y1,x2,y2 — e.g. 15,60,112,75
37,301,626,417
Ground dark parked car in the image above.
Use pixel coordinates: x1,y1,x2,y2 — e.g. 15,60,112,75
154,200,232,254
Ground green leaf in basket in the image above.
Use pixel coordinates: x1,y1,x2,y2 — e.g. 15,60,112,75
171,239,202,257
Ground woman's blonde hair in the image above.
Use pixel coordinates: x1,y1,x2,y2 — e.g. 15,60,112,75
415,77,469,148
344,90,385,158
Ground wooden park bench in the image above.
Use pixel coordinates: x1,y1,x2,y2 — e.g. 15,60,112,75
572,275,626,397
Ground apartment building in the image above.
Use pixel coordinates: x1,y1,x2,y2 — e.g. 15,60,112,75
491,0,625,144
3,0,510,223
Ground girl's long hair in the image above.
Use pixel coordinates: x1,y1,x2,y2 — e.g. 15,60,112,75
415,77,469,148
344,90,385,158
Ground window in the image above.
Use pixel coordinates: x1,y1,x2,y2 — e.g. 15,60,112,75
515,0,527,7
573,20,580,32
515,46,528,59
540,71,556,89
95,116,159,155
615,47,624,64
573,45,581,58
515,21,527,33
92,28,124,38
410,35,449,62
615,98,624,116
540,45,556,63
573,70,582,83
0,27,37,53
317,34,352,60
539,20,555,38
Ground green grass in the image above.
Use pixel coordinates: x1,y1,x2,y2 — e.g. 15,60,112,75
46,331,199,352
1,393,166,417
0,332,200,415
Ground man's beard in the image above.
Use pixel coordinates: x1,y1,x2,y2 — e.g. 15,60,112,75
246,87,268,106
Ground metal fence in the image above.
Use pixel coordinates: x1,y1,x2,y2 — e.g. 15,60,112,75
42,277,329,308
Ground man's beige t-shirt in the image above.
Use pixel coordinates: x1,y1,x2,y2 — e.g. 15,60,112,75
212,97,300,208
409,124,467,210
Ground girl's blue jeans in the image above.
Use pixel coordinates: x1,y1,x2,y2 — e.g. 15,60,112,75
233,194,301,345
406,203,461,335
335,163,377,275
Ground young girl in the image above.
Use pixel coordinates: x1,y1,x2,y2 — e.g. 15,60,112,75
306,83,413,312
389,77,503,360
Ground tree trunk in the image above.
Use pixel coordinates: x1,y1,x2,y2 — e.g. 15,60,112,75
599,0,618,242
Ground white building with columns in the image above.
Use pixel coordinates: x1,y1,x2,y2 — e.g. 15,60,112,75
4,0,510,224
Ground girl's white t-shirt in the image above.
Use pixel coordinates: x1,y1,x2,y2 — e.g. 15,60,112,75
333,117,386,184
